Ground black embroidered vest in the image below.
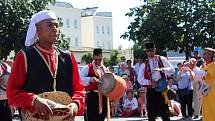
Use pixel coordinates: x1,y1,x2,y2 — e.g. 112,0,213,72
22,47,73,95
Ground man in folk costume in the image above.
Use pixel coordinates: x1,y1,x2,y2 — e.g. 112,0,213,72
194,47,215,121
0,62,12,121
81,48,107,121
137,42,175,121
6,10,85,120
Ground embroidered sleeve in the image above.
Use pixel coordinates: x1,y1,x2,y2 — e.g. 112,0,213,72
160,56,175,76
80,65,91,86
6,51,37,112
70,53,86,115
137,63,151,85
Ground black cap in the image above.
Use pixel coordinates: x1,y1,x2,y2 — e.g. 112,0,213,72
93,48,102,56
145,42,155,50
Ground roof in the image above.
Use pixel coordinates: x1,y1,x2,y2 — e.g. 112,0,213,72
51,1,73,8
81,7,112,17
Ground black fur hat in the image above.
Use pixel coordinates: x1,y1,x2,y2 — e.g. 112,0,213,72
145,42,155,49
93,48,102,56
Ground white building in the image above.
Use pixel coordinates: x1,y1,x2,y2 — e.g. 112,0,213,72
47,2,113,51
46,2,114,63
81,7,113,50
47,2,82,48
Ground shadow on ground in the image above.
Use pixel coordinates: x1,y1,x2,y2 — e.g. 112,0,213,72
109,116,202,121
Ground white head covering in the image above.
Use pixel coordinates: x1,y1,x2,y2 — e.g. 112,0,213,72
205,47,215,53
25,10,57,46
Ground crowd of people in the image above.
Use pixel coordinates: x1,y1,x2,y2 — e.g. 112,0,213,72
104,46,215,121
0,10,215,121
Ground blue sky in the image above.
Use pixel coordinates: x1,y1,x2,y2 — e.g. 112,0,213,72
58,0,142,49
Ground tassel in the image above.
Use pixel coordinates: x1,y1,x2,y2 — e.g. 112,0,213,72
98,92,103,114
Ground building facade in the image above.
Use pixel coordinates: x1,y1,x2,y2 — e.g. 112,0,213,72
81,7,113,50
47,2,114,63
47,2,82,48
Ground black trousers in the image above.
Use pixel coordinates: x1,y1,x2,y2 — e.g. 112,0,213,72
146,88,170,121
0,100,12,121
84,91,107,121
178,90,193,117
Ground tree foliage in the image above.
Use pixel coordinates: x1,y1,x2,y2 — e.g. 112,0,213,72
132,43,147,59
81,52,93,64
122,0,215,59
103,49,121,67
0,0,69,59
55,18,69,49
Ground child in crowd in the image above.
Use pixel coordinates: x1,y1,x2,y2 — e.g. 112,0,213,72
169,100,182,116
111,99,121,117
167,76,181,116
118,62,130,77
120,89,138,117
137,87,147,117
167,77,178,101
121,74,133,91
108,66,116,75
121,74,133,104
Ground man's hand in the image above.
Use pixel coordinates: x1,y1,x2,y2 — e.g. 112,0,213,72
33,97,53,120
45,99,57,109
90,77,98,83
90,77,102,83
62,103,78,121
155,68,164,72
68,103,78,115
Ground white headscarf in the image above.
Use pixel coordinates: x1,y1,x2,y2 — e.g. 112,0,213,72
25,10,57,46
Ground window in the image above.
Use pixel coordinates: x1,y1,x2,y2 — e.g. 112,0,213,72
57,17,62,21
57,17,63,26
102,42,105,49
102,26,104,34
66,19,70,28
108,41,110,49
97,41,100,47
75,37,78,47
74,19,78,28
107,26,110,34
96,25,99,33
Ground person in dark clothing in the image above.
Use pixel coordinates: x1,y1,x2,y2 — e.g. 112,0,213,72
0,62,12,121
6,10,85,120
137,42,175,121
81,48,108,121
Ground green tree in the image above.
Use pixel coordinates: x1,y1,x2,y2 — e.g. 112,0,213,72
55,32,70,50
104,49,121,67
0,0,69,59
133,43,147,60
121,0,215,60
103,57,110,66
81,52,93,64
55,17,69,49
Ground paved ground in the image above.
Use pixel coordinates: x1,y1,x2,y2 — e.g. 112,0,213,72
73,116,202,121
13,116,202,121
